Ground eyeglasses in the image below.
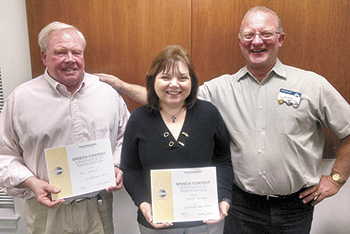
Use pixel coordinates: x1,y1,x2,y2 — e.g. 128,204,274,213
240,30,280,41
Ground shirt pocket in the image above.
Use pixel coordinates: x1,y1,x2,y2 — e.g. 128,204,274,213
274,101,307,135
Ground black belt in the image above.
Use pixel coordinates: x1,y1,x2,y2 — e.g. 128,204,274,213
260,187,309,201
263,191,302,201
233,183,308,201
74,197,92,203
70,194,103,204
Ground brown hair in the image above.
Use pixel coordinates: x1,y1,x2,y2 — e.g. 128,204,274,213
146,45,198,111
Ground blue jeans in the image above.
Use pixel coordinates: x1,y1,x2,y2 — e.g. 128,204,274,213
224,184,314,234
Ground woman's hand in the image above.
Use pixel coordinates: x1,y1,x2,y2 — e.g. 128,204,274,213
139,202,173,229
203,200,230,224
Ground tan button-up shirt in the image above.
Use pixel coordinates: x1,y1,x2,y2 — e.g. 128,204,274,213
198,59,350,195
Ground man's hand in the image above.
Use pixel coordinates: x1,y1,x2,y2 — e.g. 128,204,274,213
20,176,64,208
96,73,147,104
95,73,124,92
299,175,342,206
106,166,123,192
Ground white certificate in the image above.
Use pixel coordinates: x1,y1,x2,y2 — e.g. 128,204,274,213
45,138,116,200
151,167,220,223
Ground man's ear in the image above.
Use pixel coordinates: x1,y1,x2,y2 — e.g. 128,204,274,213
41,50,47,66
237,37,243,50
278,32,285,47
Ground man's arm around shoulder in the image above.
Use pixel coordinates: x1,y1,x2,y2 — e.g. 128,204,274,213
96,73,147,104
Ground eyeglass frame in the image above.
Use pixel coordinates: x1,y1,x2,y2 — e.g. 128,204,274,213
239,30,282,41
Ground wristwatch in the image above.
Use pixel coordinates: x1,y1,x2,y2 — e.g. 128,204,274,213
330,172,346,184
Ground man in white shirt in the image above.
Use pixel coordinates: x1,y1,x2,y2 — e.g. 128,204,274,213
0,22,130,234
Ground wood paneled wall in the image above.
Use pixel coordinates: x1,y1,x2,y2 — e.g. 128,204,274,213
26,0,350,158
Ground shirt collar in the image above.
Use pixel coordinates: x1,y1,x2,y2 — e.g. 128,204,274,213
43,69,86,96
237,59,287,83
272,59,287,79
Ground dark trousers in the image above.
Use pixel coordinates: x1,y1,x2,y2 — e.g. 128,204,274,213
224,184,314,234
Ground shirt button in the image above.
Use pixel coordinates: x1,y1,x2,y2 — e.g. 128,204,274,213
181,132,189,137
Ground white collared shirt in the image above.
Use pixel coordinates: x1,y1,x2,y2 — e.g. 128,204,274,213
0,70,130,199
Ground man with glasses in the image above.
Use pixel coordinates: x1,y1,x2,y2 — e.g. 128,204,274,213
98,6,350,234
198,6,350,233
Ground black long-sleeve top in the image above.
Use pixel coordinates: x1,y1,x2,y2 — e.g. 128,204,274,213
121,99,233,229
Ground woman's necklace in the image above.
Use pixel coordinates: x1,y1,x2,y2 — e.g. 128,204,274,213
161,108,184,123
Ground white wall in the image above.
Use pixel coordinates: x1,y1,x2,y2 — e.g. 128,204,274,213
0,0,32,99
0,0,32,233
113,188,140,234
310,159,350,234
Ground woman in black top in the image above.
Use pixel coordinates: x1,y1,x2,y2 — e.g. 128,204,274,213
121,45,233,234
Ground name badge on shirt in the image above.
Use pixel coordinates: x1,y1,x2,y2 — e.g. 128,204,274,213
277,88,302,108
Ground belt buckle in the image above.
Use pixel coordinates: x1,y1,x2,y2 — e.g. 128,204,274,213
266,195,279,200
70,194,102,204
71,197,88,203
76,197,87,203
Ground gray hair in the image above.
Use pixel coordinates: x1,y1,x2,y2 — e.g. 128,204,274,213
239,6,283,35
38,21,86,52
